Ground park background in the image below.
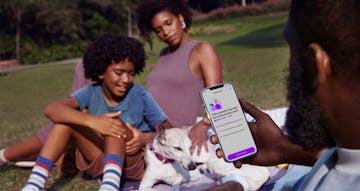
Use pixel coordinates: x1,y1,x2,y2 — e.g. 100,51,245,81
1,0,290,190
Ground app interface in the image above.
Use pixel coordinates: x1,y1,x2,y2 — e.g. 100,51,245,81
202,84,256,161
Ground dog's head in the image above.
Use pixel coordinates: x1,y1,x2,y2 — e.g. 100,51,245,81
154,122,197,171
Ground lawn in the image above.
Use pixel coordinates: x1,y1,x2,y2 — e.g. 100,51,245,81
0,13,289,190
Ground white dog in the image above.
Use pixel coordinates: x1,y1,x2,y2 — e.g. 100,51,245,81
138,123,270,191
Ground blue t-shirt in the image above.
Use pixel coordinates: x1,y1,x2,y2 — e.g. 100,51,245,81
71,83,166,132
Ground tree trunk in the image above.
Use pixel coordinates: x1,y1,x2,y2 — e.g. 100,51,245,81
241,0,247,7
15,10,21,61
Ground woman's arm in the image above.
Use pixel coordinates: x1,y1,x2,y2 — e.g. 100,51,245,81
190,41,222,86
188,41,223,155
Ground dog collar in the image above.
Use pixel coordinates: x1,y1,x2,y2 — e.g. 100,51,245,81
149,140,174,164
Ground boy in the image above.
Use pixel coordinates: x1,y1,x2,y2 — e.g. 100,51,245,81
21,33,168,191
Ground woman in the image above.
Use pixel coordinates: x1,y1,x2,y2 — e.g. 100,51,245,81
136,0,223,156
1,0,224,188
135,3,269,190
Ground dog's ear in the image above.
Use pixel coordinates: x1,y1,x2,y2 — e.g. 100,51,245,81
156,121,166,142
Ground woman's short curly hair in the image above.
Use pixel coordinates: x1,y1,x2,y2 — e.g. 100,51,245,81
83,33,145,83
136,0,192,46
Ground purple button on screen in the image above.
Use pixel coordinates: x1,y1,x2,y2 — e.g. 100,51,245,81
227,147,255,160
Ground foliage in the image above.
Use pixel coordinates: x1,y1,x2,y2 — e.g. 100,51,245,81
0,0,136,63
0,0,289,64
188,0,265,13
193,0,290,22
0,35,15,60
0,13,289,190
21,42,87,64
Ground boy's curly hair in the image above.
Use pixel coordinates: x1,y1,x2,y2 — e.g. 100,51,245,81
136,0,192,47
83,33,145,83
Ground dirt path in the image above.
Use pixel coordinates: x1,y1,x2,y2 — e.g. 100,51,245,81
0,58,82,75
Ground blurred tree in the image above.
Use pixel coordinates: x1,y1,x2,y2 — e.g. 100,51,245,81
188,0,220,13
0,0,150,63
78,0,131,39
1,0,35,60
188,0,265,12
29,0,82,45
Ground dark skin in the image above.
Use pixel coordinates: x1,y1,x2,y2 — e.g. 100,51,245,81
150,10,222,156
208,18,360,191
211,98,318,168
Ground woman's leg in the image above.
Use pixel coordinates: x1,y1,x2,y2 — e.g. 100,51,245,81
0,135,42,166
0,122,53,166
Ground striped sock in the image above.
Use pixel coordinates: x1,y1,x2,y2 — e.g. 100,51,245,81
99,154,124,191
21,156,54,191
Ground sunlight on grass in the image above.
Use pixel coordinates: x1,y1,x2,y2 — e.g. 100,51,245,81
0,13,289,190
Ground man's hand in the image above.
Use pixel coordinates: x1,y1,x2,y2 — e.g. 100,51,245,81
87,111,127,139
211,98,292,168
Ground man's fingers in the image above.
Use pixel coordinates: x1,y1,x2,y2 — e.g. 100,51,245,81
239,98,263,119
216,148,223,158
210,135,219,144
232,160,242,168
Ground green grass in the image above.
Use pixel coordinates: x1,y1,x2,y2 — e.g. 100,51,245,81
0,13,289,190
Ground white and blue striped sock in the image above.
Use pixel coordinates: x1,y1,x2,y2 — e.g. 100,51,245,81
21,156,54,191
98,154,124,191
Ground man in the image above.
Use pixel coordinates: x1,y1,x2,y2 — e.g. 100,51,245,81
209,0,360,190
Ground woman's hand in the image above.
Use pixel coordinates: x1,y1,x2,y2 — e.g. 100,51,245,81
125,123,147,155
87,111,127,139
189,118,210,156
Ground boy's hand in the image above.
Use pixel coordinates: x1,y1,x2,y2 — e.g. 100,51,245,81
211,98,291,168
125,123,146,155
87,111,127,139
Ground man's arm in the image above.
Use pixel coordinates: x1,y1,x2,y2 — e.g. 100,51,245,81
211,98,318,168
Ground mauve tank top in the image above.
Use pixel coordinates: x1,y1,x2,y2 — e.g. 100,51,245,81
147,40,204,127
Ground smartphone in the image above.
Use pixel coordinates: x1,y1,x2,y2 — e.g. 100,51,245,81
200,82,257,162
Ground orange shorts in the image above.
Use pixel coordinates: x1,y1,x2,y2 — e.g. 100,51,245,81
75,149,145,180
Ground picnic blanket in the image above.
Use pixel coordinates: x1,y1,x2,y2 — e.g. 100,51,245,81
121,107,289,191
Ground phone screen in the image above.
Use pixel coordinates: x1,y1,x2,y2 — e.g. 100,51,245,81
201,83,257,161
